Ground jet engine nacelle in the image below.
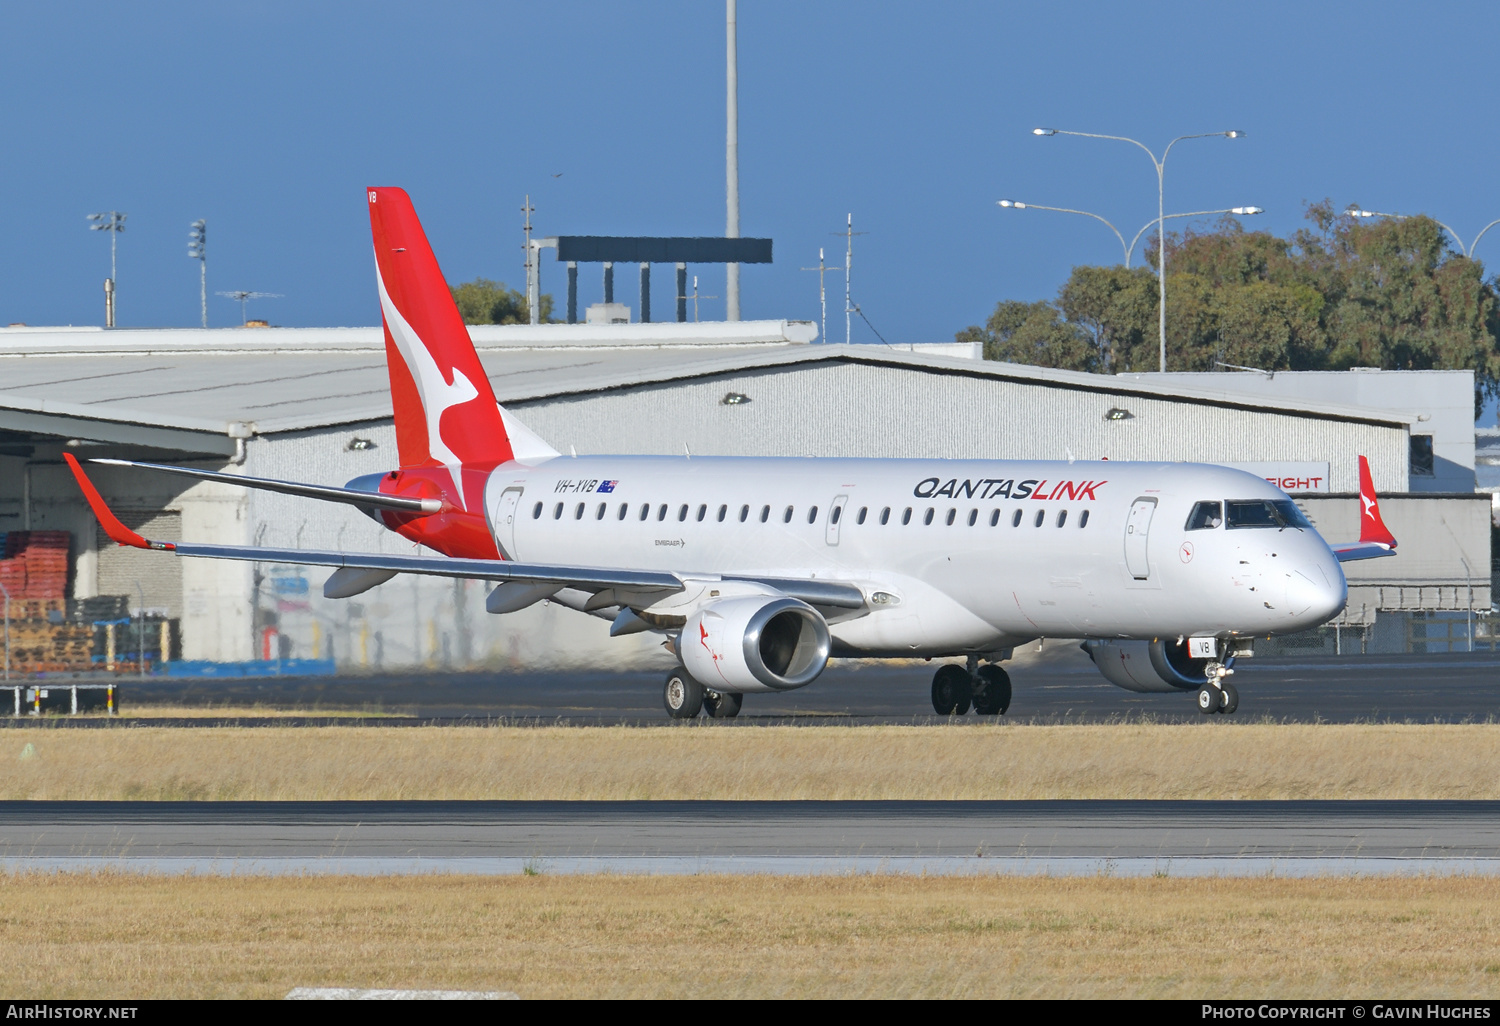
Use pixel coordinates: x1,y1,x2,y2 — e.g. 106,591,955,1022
681,596,831,693
1082,638,1212,694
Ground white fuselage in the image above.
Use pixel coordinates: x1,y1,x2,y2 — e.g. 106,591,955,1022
481,456,1347,657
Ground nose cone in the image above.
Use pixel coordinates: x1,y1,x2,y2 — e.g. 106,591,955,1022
1284,558,1347,627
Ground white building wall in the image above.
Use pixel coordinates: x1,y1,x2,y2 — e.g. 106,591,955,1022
507,362,1409,492
1124,369,1470,492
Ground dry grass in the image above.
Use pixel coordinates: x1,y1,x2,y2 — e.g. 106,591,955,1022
3,723,1499,800
5,873,1499,999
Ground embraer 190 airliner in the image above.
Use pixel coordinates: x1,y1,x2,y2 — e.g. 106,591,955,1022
65,188,1398,718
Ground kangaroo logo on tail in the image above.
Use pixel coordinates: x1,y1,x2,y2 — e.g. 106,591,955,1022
367,187,514,506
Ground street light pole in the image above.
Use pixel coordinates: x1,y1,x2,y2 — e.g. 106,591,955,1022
87,211,127,327
1347,206,1500,260
998,200,1263,268
1032,128,1246,371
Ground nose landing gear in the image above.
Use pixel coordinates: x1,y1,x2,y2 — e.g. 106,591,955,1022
1197,660,1239,715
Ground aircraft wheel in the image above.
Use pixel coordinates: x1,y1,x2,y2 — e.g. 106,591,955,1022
704,689,743,719
972,664,1012,715
663,667,704,719
1219,682,1239,715
931,664,972,716
1196,686,1220,715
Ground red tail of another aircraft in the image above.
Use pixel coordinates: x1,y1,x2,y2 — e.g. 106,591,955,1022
1357,454,1396,549
368,187,514,474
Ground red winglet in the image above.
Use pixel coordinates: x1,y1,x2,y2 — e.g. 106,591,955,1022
63,453,173,551
1357,454,1397,549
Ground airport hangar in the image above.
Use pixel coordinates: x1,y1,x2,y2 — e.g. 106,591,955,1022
0,321,1489,672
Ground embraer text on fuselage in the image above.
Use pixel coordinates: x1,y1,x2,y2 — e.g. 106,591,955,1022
912,477,1106,501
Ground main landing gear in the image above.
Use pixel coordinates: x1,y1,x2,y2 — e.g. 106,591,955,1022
931,658,1011,716
1196,661,1240,715
662,667,742,720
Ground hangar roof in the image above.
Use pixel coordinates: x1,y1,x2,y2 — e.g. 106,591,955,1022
0,322,1413,457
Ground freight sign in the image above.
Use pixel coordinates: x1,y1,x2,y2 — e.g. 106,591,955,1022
1220,462,1331,493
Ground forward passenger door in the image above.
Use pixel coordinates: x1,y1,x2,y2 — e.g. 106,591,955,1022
1124,497,1156,580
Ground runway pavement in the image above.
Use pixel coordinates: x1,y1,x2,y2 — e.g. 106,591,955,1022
2,799,1497,877
29,650,1500,725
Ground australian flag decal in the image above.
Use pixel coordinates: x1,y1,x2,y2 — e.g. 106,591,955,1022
598,480,618,493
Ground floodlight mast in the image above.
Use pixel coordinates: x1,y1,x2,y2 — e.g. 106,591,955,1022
188,220,207,328
87,211,127,327
726,0,740,321
1032,128,1247,371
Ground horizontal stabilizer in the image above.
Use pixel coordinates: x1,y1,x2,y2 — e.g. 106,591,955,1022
89,458,442,515
1330,541,1396,563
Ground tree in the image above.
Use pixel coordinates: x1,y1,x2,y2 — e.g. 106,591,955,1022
449,278,554,325
1056,266,1158,372
962,203,1500,414
957,300,1096,370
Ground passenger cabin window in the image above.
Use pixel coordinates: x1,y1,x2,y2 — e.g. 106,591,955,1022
618,503,629,520
808,506,819,524
831,506,842,524
945,509,956,526
657,504,668,522
678,504,689,522
1033,509,1045,527
1012,510,1023,527
968,509,978,526
639,503,650,521
553,503,564,520
856,507,867,524
1185,501,1223,531
783,506,794,523
740,504,750,522
696,504,707,522
596,502,607,520
575,502,585,520
760,505,770,523
1225,499,1311,530
532,502,543,519
1056,510,1067,528
901,507,912,525
1079,509,1090,528
880,507,891,525
717,504,727,522
990,509,1000,527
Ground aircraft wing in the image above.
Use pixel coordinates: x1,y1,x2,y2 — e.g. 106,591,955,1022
65,454,865,612
1327,454,1398,563
1329,541,1396,563
88,458,444,514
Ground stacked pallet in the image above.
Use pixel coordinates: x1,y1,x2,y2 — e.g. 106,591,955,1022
0,531,93,673
1,621,95,671
0,531,70,599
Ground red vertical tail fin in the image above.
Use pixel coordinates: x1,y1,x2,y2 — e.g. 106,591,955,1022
367,187,514,477
1357,454,1397,549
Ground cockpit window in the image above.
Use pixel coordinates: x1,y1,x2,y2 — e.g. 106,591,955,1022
1225,499,1311,530
1186,501,1223,531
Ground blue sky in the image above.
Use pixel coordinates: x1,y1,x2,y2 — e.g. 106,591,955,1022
4,1,1500,393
